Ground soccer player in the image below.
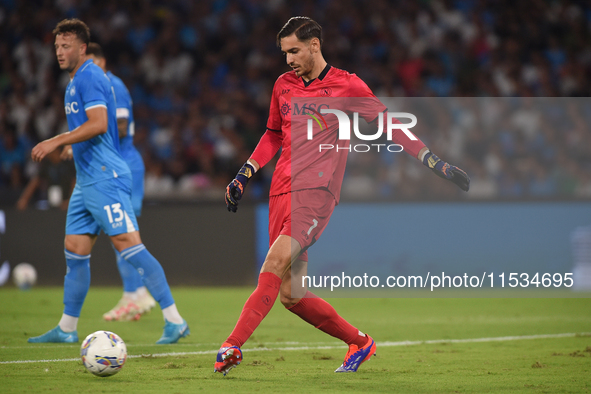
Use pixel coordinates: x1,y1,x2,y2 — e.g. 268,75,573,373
27,19,189,344
215,17,469,375
84,42,156,321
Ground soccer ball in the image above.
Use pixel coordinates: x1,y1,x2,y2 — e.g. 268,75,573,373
81,331,127,377
12,263,36,290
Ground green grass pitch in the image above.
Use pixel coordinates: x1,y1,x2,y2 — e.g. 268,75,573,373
1,287,590,393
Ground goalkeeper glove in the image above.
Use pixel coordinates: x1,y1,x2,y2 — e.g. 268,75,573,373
422,151,470,192
225,162,255,212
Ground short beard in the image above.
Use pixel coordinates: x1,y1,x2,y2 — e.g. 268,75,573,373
62,57,78,73
301,54,315,80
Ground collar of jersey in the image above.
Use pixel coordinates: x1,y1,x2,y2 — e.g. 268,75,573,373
302,64,331,87
71,59,94,81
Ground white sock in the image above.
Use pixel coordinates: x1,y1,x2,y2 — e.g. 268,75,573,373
123,291,138,301
58,314,78,332
162,304,183,324
136,286,148,298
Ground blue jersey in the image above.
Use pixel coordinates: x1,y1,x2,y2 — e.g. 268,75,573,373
107,71,144,173
64,59,130,186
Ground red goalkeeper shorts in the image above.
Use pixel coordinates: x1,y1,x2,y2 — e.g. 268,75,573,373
268,188,336,262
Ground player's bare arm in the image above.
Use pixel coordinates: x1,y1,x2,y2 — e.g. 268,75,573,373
31,107,108,162
248,159,260,171
117,118,128,139
417,146,429,160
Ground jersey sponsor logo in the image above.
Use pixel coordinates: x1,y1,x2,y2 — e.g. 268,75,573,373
292,102,330,116
70,86,76,96
319,87,332,97
281,89,290,94
65,102,79,114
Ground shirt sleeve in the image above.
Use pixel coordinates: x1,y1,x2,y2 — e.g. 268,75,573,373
251,80,283,167
348,75,387,123
113,79,132,119
250,129,283,168
265,79,282,132
80,72,108,111
387,117,426,158
349,74,426,158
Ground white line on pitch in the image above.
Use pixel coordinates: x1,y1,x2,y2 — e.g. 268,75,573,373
1,332,588,365
0,341,337,350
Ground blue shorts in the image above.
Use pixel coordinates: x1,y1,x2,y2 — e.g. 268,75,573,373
130,168,145,217
66,175,139,236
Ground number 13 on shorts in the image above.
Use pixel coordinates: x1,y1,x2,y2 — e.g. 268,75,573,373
104,203,124,227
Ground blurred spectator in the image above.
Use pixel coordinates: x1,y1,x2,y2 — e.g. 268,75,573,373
144,159,174,198
465,159,498,199
0,124,26,190
16,148,75,210
528,164,557,198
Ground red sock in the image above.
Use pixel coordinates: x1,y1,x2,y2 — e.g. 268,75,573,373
287,291,368,347
226,272,282,347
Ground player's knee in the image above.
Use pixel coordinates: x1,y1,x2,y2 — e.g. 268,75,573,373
64,235,93,255
260,255,289,276
280,293,300,308
110,231,142,252
64,237,76,254
279,281,304,308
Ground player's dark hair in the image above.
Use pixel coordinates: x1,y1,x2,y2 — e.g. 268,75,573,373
86,42,104,58
53,18,90,46
276,16,323,47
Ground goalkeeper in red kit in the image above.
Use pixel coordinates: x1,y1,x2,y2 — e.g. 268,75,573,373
215,16,470,375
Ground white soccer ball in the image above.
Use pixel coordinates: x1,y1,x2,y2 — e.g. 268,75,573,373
81,331,127,377
12,263,36,290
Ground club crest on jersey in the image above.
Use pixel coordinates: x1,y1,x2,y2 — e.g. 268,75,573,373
319,87,332,97
70,86,76,96
281,102,291,116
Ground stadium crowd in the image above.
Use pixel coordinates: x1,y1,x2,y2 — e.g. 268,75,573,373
1,0,591,205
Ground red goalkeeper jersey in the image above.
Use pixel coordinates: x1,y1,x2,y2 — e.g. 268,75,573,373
251,65,425,204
